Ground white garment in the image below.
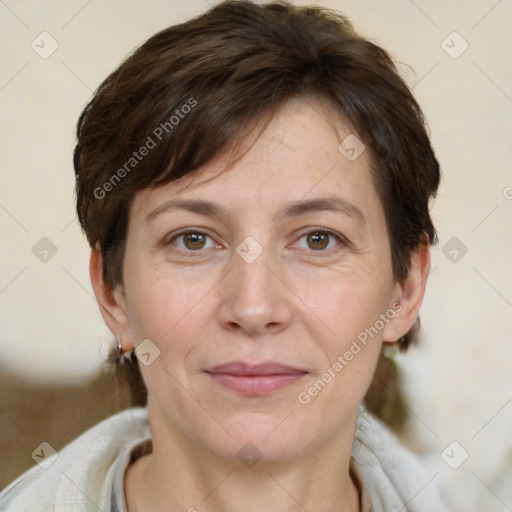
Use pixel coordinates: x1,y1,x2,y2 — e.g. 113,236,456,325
0,405,450,511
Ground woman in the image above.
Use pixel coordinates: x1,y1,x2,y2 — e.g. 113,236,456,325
0,1,449,510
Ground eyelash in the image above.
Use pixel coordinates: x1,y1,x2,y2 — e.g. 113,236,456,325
164,227,347,256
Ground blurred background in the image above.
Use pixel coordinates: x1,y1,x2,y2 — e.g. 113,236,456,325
0,1,511,510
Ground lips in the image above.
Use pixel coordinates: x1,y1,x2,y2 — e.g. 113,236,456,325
208,361,306,375
206,361,307,395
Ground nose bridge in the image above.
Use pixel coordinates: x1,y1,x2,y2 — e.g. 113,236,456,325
232,234,276,303
219,234,291,333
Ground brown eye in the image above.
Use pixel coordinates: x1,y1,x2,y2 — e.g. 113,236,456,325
183,232,206,250
306,232,330,250
167,230,217,253
294,228,345,253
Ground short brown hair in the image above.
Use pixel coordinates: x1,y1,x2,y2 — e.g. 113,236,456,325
74,0,440,352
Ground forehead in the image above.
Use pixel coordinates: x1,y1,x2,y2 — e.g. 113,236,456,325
130,97,382,226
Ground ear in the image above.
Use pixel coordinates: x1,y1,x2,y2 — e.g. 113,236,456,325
382,238,431,344
89,246,135,351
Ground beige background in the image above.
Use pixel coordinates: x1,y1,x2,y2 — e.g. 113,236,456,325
1,1,511,510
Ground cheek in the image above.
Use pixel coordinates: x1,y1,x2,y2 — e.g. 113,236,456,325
124,267,217,357
295,278,388,411
299,268,390,343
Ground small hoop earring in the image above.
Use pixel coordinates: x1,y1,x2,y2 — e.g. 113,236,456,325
114,337,124,363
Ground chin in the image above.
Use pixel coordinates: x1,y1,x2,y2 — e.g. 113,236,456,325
210,411,308,464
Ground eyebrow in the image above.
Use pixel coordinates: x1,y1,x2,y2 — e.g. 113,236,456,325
145,195,366,225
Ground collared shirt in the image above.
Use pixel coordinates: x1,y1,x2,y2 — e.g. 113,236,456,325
0,405,450,512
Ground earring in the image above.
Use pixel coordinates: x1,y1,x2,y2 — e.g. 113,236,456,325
114,337,124,363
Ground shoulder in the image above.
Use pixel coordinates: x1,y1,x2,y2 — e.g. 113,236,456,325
352,405,449,512
0,407,150,512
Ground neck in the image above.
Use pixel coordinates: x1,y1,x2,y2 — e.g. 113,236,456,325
125,403,361,512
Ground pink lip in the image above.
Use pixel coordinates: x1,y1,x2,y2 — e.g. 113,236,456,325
206,361,307,396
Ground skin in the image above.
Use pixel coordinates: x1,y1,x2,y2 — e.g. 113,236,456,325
91,96,430,512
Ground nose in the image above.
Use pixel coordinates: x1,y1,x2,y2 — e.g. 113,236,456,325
217,238,293,337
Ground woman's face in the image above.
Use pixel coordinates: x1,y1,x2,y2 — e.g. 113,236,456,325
113,98,407,463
